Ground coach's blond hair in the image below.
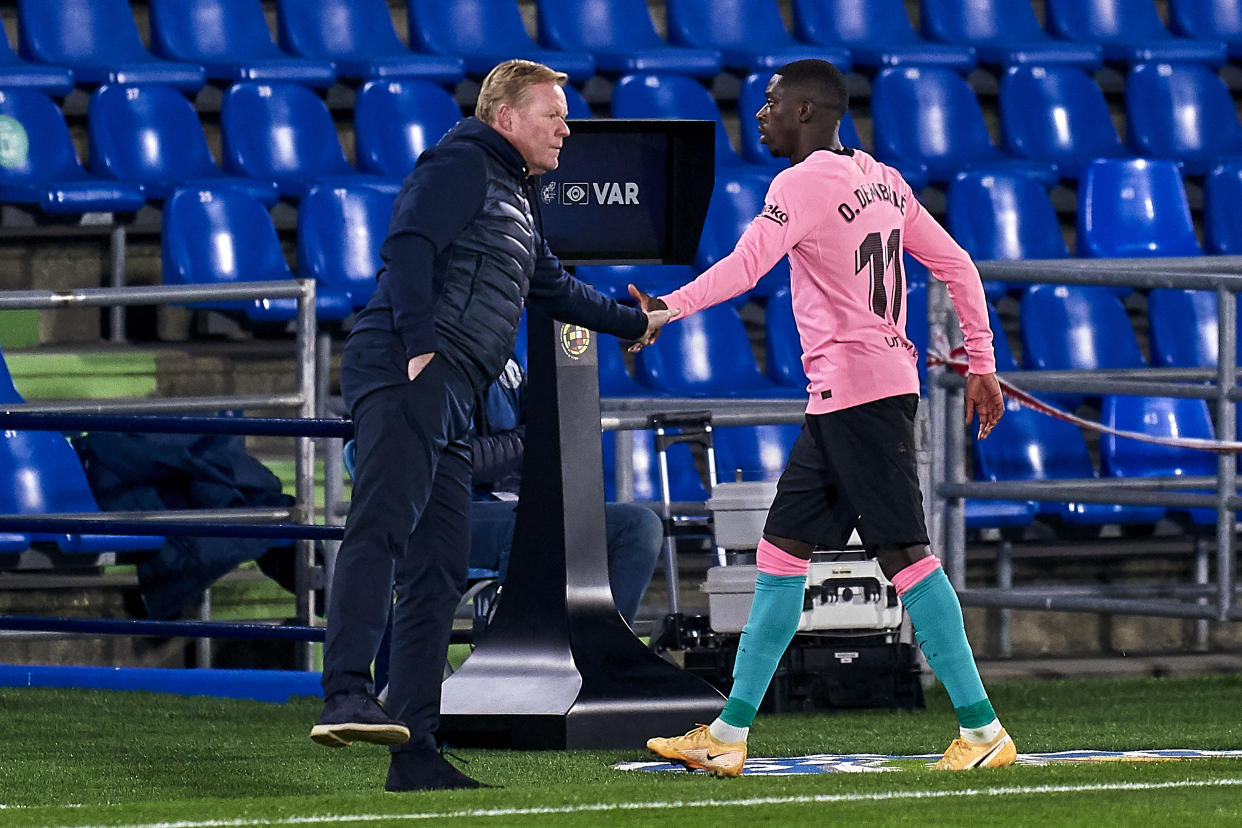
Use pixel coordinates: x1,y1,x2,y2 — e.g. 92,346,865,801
475,59,568,125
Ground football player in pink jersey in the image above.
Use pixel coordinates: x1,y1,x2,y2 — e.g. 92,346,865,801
638,59,1012,776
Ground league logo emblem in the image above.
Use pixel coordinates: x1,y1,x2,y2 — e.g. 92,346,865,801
560,324,591,358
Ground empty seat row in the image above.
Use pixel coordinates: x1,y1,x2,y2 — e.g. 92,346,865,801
10,0,1242,97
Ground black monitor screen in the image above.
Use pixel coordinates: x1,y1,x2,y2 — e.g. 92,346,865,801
536,119,714,265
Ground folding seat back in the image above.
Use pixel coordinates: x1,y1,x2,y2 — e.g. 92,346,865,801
1204,160,1242,254
792,0,976,70
0,25,73,94
275,0,464,83
713,424,802,482
354,79,462,177
1125,62,1242,174
764,288,806,388
999,65,1128,176
595,331,649,397
535,0,722,77
611,73,740,167
946,171,1069,261
297,185,395,308
1169,0,1242,57
633,304,791,397
1046,0,1227,64
1020,284,1146,372
0,88,147,213
1147,288,1238,368
922,0,1054,43
1077,158,1202,257
872,66,1045,183
1102,395,1217,479
407,0,595,80
220,81,360,195
665,0,849,72
149,0,336,86
162,188,354,322
18,0,206,89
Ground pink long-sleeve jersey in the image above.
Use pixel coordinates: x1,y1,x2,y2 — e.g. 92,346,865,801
660,148,996,414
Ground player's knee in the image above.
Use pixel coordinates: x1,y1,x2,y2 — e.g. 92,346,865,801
874,543,932,581
761,534,813,560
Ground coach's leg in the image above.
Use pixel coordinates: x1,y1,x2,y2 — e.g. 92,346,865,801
384,440,483,792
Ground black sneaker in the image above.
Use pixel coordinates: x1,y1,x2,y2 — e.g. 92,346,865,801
310,690,410,748
385,749,485,792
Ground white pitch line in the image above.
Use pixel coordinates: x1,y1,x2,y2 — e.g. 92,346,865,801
38,777,1242,828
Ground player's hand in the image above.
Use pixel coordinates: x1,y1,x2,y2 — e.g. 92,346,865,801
407,352,435,381
626,283,680,352
965,372,1004,440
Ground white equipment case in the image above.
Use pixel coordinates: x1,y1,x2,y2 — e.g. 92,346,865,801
703,560,903,634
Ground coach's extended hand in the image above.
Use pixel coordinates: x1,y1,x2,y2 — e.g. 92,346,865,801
966,372,1004,440
627,284,680,352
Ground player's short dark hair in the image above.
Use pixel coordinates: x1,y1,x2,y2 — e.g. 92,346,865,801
774,59,849,122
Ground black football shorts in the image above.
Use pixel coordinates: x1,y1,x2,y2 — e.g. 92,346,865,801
763,394,930,551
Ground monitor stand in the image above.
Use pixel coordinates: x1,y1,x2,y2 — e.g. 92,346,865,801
437,307,724,749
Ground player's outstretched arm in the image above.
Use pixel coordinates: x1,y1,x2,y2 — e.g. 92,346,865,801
626,284,680,352
965,372,1004,440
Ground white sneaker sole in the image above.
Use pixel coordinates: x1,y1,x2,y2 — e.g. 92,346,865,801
310,723,410,748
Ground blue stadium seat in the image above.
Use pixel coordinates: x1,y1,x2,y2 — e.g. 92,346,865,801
0,346,162,555
535,0,723,78
562,83,592,118
999,66,1130,178
1125,62,1242,175
0,27,72,94
905,287,1014,386
162,188,353,324
17,0,206,91
1204,160,1242,254
0,89,147,214
596,331,653,397
353,79,463,177
1020,284,1146,410
221,82,401,198
665,0,852,74
713,424,802,482
611,73,762,173
1045,0,1228,65
88,84,280,205
1147,288,1242,368
946,171,1067,297
574,263,694,302
919,0,1104,68
149,0,336,87
634,304,801,398
297,185,395,309
274,0,464,83
407,0,594,81
975,399,1166,527
1077,158,1202,258
764,288,806,389
602,430,707,502
792,0,975,70
1101,394,1224,525
695,175,790,301
1169,0,1242,60
870,66,1060,185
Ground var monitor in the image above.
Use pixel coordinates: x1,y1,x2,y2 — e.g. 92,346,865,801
537,119,715,265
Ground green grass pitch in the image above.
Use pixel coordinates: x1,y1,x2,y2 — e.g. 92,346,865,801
0,673,1240,826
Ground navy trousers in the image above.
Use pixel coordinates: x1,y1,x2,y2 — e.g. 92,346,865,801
322,355,475,752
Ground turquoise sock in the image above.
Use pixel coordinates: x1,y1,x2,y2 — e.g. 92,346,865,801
719,572,806,728
900,567,996,729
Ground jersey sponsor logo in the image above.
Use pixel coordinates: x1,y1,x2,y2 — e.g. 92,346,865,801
838,182,907,223
560,324,591,358
761,202,788,225
557,181,641,206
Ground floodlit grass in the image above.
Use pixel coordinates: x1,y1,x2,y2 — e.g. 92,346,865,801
0,675,1240,826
